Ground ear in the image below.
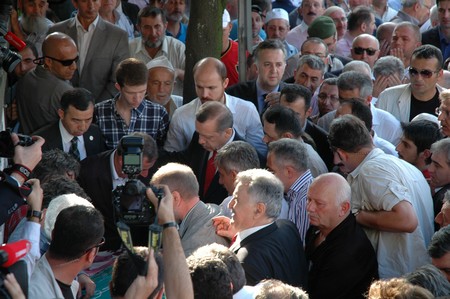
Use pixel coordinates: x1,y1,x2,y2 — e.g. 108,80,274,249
421,148,432,160
230,169,238,182
223,77,229,90
86,247,97,263
115,82,121,92
340,201,351,216
71,0,78,10
281,132,294,139
172,191,182,207
360,22,367,33
57,109,64,120
224,127,233,139
365,95,373,106
254,202,266,218
438,69,444,79
305,106,312,118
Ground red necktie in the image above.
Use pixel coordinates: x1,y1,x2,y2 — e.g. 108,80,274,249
204,151,217,196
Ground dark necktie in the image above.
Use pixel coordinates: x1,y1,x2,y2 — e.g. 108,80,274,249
203,151,217,196
69,137,80,161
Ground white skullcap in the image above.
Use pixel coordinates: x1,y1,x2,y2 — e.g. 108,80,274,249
265,8,289,24
146,56,175,72
411,113,440,125
223,9,231,28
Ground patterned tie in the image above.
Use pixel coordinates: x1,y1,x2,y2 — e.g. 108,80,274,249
69,137,80,161
203,151,217,196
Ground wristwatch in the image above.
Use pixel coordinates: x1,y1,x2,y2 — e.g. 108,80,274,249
27,209,42,221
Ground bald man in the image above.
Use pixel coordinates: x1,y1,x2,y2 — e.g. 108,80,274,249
351,34,380,70
16,32,77,134
164,57,266,156
305,173,378,299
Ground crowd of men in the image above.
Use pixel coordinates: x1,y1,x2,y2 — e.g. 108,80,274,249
4,0,450,297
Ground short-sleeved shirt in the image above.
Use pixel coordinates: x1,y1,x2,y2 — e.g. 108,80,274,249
95,95,169,149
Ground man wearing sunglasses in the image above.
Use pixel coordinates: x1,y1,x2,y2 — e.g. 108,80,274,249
29,205,104,298
350,34,380,71
377,44,444,123
16,32,77,135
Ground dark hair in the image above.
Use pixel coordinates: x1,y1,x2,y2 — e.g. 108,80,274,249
301,37,329,56
195,101,233,132
60,88,95,112
187,255,233,299
42,175,90,209
263,105,303,139
280,84,313,109
411,45,443,70
347,6,374,32
110,247,164,298
253,39,287,63
116,58,149,87
137,6,167,25
116,132,158,162
215,141,260,173
328,114,373,152
402,120,441,157
429,225,450,258
32,149,80,183
340,99,373,132
49,205,104,260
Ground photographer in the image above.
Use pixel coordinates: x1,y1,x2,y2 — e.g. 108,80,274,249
0,133,44,241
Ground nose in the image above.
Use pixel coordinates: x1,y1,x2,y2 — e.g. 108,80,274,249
198,135,206,145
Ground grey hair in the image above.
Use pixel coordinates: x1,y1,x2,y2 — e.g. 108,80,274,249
401,0,425,8
373,56,405,78
214,141,260,173
428,224,450,258
235,169,283,219
394,22,422,43
430,139,450,166
296,54,327,75
337,70,373,99
342,60,372,77
268,139,309,173
405,264,450,297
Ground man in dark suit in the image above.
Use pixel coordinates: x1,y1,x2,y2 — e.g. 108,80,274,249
213,168,308,287
34,88,107,161
280,84,334,170
77,133,157,251
226,39,288,115
48,0,130,102
422,0,450,63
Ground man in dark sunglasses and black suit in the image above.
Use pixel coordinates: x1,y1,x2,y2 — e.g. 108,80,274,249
377,44,444,123
16,32,77,135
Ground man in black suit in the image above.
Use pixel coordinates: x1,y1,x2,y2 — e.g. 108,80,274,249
422,0,450,63
34,88,107,161
77,132,158,251
280,84,334,170
226,39,288,115
213,168,308,287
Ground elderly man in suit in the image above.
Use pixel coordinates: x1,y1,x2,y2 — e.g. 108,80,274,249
48,0,130,102
34,88,107,161
213,168,308,287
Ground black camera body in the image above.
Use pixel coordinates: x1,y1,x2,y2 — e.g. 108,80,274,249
0,130,33,158
112,136,163,226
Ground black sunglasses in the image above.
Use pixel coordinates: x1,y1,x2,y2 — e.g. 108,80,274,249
353,47,377,56
45,55,79,66
408,67,439,79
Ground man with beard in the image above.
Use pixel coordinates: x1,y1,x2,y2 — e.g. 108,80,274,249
163,0,187,43
10,0,53,55
130,6,185,96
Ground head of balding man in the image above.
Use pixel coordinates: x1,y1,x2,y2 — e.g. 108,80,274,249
351,34,380,69
193,57,229,104
306,173,351,235
42,32,78,81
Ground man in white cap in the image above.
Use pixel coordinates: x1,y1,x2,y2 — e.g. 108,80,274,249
221,9,240,86
265,8,298,59
146,57,183,120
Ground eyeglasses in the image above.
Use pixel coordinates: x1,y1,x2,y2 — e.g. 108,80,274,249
84,237,105,254
45,55,79,66
318,93,339,103
353,47,378,56
408,67,439,78
436,107,450,119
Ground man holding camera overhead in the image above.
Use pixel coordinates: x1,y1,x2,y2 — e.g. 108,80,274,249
78,132,157,251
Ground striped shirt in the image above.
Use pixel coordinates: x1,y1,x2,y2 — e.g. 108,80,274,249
286,169,313,244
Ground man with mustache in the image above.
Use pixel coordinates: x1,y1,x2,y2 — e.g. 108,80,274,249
286,0,325,51
163,0,187,43
130,6,185,96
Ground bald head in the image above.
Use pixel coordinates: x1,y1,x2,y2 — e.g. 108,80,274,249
311,173,351,205
193,57,227,81
376,22,396,43
42,32,77,57
193,57,229,103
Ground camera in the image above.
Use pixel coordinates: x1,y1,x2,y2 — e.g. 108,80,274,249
0,130,34,158
112,136,163,226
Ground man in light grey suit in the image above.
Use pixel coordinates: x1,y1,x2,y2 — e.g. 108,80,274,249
150,162,229,257
48,0,130,102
